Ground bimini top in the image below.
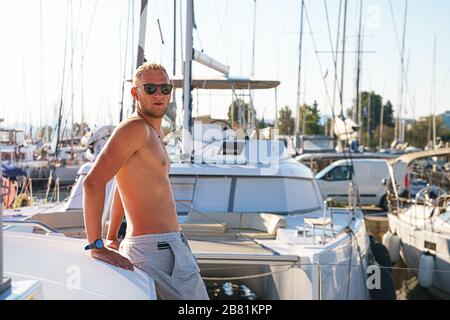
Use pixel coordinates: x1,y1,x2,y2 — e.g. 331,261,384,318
170,77,280,90
389,148,450,166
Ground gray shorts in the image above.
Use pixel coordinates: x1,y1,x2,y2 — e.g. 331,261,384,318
119,231,209,300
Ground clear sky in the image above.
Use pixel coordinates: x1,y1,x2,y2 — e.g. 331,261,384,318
0,0,449,134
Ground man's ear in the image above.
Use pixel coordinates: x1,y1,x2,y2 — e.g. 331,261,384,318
131,87,138,100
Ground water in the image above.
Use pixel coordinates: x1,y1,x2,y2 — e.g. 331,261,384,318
392,259,441,300
205,213,443,300
205,281,258,300
364,212,442,300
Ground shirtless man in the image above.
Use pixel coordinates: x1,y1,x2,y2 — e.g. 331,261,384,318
83,63,208,300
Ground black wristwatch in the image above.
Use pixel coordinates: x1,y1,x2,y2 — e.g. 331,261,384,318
84,239,104,250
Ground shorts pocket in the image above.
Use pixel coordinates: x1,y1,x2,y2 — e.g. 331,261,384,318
119,242,147,264
169,241,201,280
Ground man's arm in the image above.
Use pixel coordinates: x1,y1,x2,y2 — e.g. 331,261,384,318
106,187,125,251
83,120,147,270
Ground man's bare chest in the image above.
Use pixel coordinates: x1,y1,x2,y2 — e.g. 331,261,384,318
133,137,170,171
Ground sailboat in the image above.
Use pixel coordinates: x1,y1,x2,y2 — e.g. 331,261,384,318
383,148,450,299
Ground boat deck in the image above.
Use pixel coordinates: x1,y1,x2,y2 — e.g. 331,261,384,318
188,236,300,265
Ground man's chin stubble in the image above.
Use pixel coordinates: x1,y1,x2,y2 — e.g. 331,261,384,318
141,108,167,119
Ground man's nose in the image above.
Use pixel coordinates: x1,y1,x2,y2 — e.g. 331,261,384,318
154,86,165,96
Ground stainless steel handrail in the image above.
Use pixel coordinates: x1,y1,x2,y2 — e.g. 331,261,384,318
3,220,60,235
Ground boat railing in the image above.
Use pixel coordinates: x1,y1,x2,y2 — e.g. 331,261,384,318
3,220,61,235
301,198,335,245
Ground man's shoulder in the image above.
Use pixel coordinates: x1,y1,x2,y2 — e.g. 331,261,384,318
115,116,148,133
109,117,149,144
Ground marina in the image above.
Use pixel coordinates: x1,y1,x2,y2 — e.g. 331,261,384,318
1,0,450,301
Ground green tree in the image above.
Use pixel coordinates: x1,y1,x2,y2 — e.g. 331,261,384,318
299,101,324,135
278,106,295,135
405,116,450,148
372,125,396,149
346,91,396,148
360,92,395,129
382,101,395,127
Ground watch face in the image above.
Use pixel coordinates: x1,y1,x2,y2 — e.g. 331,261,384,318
94,239,104,249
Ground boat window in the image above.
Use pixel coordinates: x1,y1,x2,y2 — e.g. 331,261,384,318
170,176,197,214
233,177,320,213
193,177,232,212
170,176,232,214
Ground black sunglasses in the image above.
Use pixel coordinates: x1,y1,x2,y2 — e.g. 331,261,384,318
140,83,173,95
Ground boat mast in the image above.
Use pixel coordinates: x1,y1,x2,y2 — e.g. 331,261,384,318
249,0,257,132
431,35,437,149
274,47,279,130
396,0,408,143
173,0,177,76
182,0,194,160
295,0,305,151
251,0,256,79
329,0,343,136
131,0,136,77
70,0,74,157
132,0,148,113
81,32,84,137
119,1,132,122
339,0,348,115
367,91,371,148
39,0,45,141
379,96,384,150
54,3,70,160
354,0,364,145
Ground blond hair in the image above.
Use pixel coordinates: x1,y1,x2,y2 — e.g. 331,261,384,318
133,63,169,86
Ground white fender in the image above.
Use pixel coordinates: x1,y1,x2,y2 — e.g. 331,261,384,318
418,253,435,288
382,231,401,264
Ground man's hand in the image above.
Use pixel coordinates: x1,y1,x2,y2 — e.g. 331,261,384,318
91,247,134,271
105,239,121,251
